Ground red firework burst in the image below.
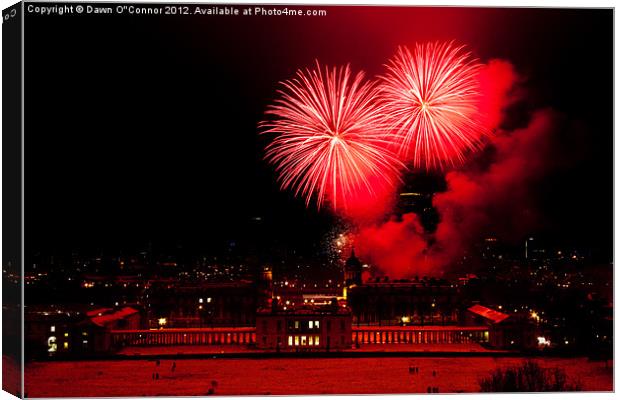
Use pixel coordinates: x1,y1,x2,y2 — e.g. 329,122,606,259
260,62,403,211
379,42,488,169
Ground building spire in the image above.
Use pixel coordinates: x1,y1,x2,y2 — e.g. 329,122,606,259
344,248,362,286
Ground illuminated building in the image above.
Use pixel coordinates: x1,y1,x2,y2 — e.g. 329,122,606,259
147,281,257,328
256,302,352,351
347,278,460,326
25,305,141,356
351,325,488,345
465,304,536,349
258,265,274,307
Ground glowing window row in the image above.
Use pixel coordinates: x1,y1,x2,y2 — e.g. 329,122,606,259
288,335,320,346
291,320,320,329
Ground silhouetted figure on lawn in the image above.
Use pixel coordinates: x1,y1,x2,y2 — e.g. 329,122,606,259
207,380,218,395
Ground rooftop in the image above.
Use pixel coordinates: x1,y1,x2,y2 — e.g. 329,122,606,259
90,307,140,327
467,305,509,324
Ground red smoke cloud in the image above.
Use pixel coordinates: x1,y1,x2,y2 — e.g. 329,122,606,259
352,59,561,278
478,59,521,130
353,213,433,278
330,170,401,224
431,109,560,266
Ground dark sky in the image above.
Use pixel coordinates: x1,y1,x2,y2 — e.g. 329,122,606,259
24,6,613,259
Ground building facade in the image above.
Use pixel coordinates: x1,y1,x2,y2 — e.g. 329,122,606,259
25,305,142,357
147,281,257,328
465,304,537,349
347,279,461,326
256,303,352,351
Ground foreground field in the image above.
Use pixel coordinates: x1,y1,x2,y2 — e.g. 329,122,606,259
25,356,612,397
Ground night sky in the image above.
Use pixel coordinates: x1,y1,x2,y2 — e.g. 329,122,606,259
24,6,613,260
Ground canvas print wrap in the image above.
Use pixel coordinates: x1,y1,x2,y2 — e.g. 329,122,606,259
1,2,613,397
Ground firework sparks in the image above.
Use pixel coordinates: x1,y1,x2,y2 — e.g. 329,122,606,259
260,62,403,210
378,42,488,169
322,224,355,265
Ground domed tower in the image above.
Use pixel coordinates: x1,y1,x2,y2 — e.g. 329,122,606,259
344,249,363,287
257,266,273,307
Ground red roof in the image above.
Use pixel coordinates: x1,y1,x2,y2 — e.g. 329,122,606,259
467,305,509,324
90,307,139,327
86,308,112,317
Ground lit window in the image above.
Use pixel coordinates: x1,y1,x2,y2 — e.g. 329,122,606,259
64,333,69,337
294,321,299,329
301,336,307,346
199,298,203,304
288,336,293,346
207,298,212,303
47,336,57,353
309,336,314,345
309,321,313,329
50,325,55,333
294,336,299,346
315,336,320,346
63,342,69,349
315,321,319,329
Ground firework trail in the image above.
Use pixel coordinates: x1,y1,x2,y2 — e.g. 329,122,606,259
378,42,488,169
260,62,403,210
